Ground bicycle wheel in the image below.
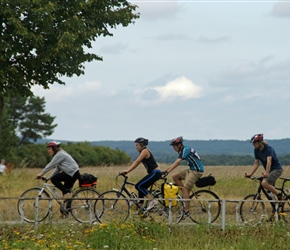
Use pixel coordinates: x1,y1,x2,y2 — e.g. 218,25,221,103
69,187,101,223
182,190,221,224
149,190,184,224
240,194,266,226
17,188,51,223
279,197,290,224
94,190,130,223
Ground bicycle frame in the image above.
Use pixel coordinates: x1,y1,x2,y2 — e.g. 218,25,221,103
114,175,163,208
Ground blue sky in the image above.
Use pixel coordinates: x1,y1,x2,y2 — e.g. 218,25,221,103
32,0,290,142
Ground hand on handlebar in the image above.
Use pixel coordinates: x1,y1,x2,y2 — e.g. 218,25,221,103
36,174,43,179
244,173,251,178
119,171,128,176
161,171,168,179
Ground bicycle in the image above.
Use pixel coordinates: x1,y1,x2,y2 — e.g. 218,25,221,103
17,176,101,223
93,174,184,224
240,176,290,226
176,179,221,224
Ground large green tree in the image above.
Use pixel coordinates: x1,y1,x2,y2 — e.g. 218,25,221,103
0,0,139,146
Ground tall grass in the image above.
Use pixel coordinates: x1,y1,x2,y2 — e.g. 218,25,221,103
1,165,290,249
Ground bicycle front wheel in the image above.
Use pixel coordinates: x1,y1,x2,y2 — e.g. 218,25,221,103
278,196,290,224
69,187,101,223
94,190,130,223
186,190,221,224
17,188,51,223
240,194,265,226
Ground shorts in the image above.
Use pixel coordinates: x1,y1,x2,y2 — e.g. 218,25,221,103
178,169,203,190
265,169,283,185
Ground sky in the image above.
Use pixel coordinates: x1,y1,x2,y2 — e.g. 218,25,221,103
32,0,290,142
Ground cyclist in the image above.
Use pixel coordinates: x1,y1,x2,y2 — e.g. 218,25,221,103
245,133,283,200
163,136,204,214
120,137,162,211
36,141,81,199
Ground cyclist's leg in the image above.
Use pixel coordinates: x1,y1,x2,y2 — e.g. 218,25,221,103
51,172,73,196
174,169,202,211
262,169,283,198
135,170,162,208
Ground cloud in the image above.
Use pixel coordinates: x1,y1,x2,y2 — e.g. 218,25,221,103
99,42,128,54
32,80,111,103
269,1,290,18
151,76,203,101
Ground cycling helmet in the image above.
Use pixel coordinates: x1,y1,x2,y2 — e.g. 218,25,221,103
250,134,263,143
134,137,149,146
170,136,183,146
47,141,61,148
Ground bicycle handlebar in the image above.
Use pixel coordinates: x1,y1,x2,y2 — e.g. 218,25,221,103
40,176,49,182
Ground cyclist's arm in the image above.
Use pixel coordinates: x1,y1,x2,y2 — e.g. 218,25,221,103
164,158,182,174
122,149,149,174
263,156,272,177
245,159,259,177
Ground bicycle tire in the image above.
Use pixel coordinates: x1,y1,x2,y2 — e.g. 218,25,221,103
182,189,221,224
279,196,290,224
150,190,184,224
17,188,51,223
94,190,130,223
69,187,101,223
240,194,266,226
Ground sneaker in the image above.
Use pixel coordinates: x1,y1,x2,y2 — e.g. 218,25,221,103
146,199,158,211
63,193,72,199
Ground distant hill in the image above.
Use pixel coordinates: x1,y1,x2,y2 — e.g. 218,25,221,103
38,138,290,164
89,139,290,163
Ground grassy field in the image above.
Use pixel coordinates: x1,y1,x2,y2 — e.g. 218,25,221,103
1,165,290,249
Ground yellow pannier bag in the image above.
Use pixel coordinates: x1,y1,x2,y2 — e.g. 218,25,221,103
162,182,179,207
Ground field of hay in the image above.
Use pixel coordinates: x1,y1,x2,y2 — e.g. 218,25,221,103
1,165,290,250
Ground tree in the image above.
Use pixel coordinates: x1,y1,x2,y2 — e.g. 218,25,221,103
0,0,139,145
3,95,57,150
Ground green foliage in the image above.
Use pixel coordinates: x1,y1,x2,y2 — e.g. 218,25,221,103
1,222,290,250
0,0,139,159
6,95,57,145
8,142,131,168
0,0,139,95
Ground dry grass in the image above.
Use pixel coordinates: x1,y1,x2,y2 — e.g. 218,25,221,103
1,165,290,223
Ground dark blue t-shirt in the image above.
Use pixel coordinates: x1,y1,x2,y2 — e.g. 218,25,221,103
254,144,282,171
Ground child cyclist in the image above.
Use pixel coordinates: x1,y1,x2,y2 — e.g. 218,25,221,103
163,136,204,215
120,137,162,211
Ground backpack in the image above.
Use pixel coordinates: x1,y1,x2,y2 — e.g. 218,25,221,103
79,173,97,187
195,175,216,188
161,182,179,207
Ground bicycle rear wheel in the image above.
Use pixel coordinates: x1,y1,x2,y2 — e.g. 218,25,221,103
69,187,101,223
240,194,266,226
182,190,221,224
94,190,130,223
17,188,51,223
149,191,184,224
